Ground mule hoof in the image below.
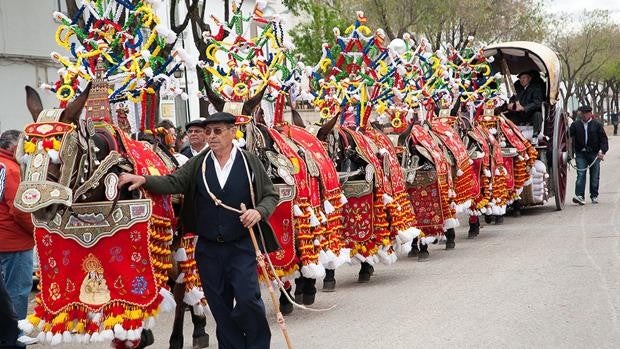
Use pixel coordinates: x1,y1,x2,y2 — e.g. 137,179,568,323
322,279,336,292
445,241,455,250
358,272,371,283
136,329,154,349
280,301,294,316
418,251,430,262
408,248,419,258
303,293,316,305
495,215,504,225
294,293,303,304
192,333,210,349
169,333,184,349
467,231,478,239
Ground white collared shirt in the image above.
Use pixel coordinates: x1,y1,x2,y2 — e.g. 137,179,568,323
210,145,238,188
191,144,209,156
582,119,591,145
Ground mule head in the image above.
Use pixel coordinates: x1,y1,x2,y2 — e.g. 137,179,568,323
15,84,92,221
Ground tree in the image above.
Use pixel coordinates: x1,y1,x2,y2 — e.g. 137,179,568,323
284,0,351,65
339,0,547,48
549,10,618,113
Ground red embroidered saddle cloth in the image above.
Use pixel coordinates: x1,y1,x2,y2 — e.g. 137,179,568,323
31,128,175,337
342,193,375,244
265,128,309,273
408,182,444,237
499,117,527,152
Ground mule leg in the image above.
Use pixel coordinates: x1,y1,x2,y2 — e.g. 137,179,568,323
445,228,456,250
279,280,294,316
468,216,480,239
168,283,186,349
190,308,209,348
512,200,522,217
322,269,336,292
293,277,304,303
358,262,372,283
418,241,430,262
302,277,317,305
408,237,419,258
495,214,504,225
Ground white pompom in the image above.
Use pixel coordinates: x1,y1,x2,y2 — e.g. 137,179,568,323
48,149,60,164
340,194,348,205
293,204,303,217
324,200,335,214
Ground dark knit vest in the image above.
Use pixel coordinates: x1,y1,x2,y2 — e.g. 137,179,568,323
195,152,253,242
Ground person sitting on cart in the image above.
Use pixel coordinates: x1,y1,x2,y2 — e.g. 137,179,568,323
505,70,545,144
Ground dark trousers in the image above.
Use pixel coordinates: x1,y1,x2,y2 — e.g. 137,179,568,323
575,150,601,199
196,238,271,349
506,110,543,136
0,271,21,348
613,122,618,135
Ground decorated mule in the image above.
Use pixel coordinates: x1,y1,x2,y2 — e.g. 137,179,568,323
308,12,419,286
15,79,208,348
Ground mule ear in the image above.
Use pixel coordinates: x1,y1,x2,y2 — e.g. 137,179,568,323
397,119,414,146
61,83,91,125
25,86,44,122
316,115,339,141
242,87,266,116
204,83,225,112
254,108,266,125
291,109,305,128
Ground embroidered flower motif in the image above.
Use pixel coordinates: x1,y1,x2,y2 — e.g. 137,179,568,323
131,276,147,295
48,257,57,268
41,234,53,247
129,231,141,242
131,252,142,263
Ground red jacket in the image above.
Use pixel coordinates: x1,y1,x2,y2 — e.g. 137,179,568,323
0,148,34,252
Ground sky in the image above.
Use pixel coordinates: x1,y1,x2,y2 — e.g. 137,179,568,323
548,0,620,22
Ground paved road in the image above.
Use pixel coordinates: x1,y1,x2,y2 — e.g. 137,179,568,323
30,132,620,348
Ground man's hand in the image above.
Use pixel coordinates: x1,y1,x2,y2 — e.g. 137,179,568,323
515,102,525,112
118,173,146,191
597,152,605,161
240,208,262,229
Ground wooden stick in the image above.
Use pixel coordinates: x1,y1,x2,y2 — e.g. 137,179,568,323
241,204,293,349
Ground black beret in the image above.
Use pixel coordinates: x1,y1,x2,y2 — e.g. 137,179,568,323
204,112,236,125
185,117,207,130
578,105,592,113
517,70,537,78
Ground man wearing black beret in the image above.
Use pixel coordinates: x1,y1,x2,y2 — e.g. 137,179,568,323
506,70,545,144
181,117,208,159
570,105,608,205
118,112,280,348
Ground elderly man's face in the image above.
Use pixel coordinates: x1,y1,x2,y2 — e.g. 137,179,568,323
519,74,532,87
187,126,206,149
205,122,236,153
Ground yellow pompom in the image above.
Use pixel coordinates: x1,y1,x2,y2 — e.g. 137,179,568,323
52,312,69,325
236,129,244,139
74,321,85,333
23,140,36,154
52,138,62,151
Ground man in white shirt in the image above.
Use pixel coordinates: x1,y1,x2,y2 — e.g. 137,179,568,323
180,118,208,158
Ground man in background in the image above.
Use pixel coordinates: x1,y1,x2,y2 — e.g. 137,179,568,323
180,118,208,159
570,106,609,205
0,130,36,346
505,70,545,144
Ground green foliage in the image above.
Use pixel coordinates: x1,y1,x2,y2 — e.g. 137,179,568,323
285,1,351,66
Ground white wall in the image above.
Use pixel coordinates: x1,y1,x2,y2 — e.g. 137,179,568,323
0,0,62,132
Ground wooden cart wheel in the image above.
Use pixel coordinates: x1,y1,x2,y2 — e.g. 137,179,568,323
552,109,569,210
